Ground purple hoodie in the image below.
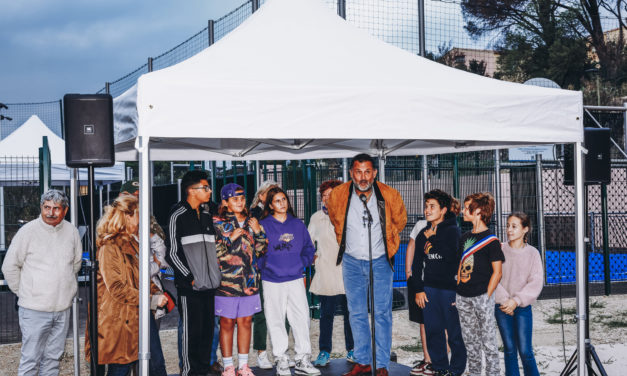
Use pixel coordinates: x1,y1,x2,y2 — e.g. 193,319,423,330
259,213,315,283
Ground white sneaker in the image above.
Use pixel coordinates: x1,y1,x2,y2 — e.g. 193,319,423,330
276,356,291,376
294,355,321,376
289,357,296,368
257,351,273,370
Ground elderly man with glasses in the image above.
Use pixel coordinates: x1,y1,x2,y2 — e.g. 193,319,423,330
166,170,221,376
2,189,82,376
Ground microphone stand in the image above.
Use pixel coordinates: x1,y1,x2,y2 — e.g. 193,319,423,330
360,194,377,376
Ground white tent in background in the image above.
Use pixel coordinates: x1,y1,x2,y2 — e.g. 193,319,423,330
111,0,587,373
0,115,125,185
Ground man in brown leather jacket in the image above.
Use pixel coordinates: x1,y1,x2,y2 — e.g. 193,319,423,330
327,153,407,376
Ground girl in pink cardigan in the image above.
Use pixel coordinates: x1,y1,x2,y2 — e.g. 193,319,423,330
494,212,543,376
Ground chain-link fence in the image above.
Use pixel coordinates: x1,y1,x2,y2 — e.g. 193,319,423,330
2,0,627,342
0,101,63,140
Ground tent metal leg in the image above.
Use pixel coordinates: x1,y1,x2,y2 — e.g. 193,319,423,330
138,136,151,376
378,157,385,183
574,141,586,376
70,169,81,376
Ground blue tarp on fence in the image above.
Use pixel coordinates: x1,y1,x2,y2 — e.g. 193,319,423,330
392,245,627,287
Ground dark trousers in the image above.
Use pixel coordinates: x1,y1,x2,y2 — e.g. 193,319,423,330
252,285,268,351
107,363,135,376
178,290,216,376
423,287,466,375
149,313,167,376
318,294,354,352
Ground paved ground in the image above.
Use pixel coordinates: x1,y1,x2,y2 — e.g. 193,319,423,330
2,280,626,344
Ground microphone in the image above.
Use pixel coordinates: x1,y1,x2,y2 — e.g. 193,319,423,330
359,193,372,223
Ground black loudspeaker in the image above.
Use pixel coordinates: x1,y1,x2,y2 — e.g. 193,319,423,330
564,127,611,185
63,94,115,167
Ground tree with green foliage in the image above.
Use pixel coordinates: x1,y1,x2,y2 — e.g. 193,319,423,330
461,0,594,88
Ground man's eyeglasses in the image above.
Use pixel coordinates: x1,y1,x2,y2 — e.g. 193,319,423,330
191,185,211,192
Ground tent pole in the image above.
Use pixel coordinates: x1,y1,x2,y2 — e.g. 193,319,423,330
378,157,385,183
70,168,80,376
256,160,261,189
343,158,348,182
138,136,151,376
99,185,103,216
535,154,546,279
574,141,586,375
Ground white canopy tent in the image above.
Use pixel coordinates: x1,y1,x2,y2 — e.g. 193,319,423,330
0,115,125,185
113,0,587,374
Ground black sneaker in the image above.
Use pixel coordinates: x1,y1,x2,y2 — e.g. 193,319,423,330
434,370,453,376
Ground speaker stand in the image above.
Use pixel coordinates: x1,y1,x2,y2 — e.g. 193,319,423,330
560,186,608,376
87,166,102,375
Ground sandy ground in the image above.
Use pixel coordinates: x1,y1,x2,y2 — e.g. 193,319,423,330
0,294,625,376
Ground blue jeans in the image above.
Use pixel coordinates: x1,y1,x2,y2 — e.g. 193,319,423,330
495,305,540,376
150,314,167,376
210,315,220,364
318,294,354,352
423,287,466,375
342,254,393,369
107,362,134,376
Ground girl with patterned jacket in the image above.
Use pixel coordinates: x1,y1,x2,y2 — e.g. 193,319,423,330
213,183,267,376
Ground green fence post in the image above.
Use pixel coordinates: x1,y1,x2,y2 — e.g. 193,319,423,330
222,161,227,187
601,183,611,295
281,161,286,190
303,160,309,223
263,161,267,181
243,161,249,203
39,136,51,196
292,161,298,216
453,154,460,226
234,160,238,184
453,153,460,199
211,161,217,204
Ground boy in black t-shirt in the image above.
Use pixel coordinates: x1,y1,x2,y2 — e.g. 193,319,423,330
455,192,504,376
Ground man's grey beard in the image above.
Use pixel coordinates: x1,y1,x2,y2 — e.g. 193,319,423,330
354,181,373,192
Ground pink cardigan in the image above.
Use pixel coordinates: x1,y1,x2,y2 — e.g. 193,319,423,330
494,243,544,307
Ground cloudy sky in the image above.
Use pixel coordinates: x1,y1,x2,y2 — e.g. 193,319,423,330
0,0,246,103
0,0,486,106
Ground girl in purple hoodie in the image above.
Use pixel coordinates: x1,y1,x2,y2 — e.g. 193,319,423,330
258,187,319,376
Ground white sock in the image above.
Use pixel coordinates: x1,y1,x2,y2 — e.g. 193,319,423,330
239,353,249,367
223,356,233,368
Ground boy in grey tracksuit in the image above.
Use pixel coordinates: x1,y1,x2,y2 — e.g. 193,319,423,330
166,171,221,376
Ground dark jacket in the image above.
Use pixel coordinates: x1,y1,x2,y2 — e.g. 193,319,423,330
409,214,461,292
327,181,407,269
213,213,267,297
165,201,221,295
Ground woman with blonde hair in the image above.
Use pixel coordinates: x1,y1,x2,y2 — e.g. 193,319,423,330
86,194,169,376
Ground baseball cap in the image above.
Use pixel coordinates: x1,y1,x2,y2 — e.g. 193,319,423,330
221,183,244,201
120,179,139,194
